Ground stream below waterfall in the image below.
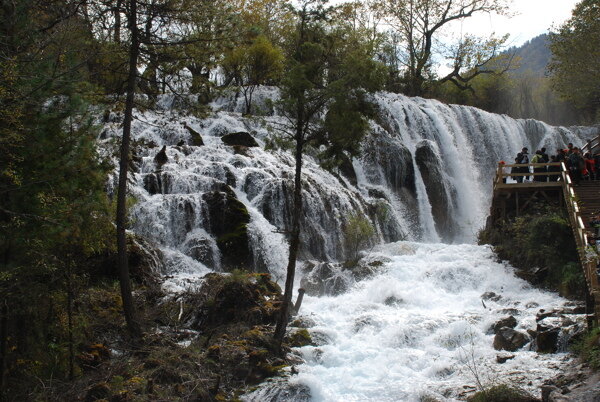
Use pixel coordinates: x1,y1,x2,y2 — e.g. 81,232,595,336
243,242,576,401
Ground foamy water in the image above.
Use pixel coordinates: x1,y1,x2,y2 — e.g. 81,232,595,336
245,242,573,401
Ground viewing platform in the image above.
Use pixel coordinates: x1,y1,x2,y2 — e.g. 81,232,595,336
489,151,600,327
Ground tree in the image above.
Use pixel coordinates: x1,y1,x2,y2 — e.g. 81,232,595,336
273,0,385,347
222,34,284,114
375,0,510,96
0,0,113,391
549,0,600,122
115,0,143,339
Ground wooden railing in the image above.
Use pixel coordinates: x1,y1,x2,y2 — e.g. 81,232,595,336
582,136,600,156
494,162,600,305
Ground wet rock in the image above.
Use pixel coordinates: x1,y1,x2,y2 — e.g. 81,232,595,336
338,154,357,186
368,188,388,200
143,173,162,195
287,328,313,347
492,316,518,334
183,235,216,268
154,145,168,168
346,258,387,281
183,123,204,146
202,184,252,271
493,327,529,351
482,291,502,302
541,385,561,402
221,131,258,147
536,327,560,354
384,296,403,306
496,353,515,364
300,262,350,297
415,140,458,242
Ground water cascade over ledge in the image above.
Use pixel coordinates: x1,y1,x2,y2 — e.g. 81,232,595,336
99,88,596,399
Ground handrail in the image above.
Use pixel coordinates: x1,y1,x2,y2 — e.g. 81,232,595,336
493,161,600,298
582,133,600,156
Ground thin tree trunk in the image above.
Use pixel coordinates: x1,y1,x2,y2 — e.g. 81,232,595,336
0,300,8,392
116,0,142,340
66,256,74,380
274,103,305,349
114,0,122,44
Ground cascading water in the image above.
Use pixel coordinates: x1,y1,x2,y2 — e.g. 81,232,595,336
99,88,596,400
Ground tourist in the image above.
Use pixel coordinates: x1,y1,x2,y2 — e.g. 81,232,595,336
531,150,546,182
556,148,566,163
515,147,530,183
567,143,574,155
548,155,561,182
585,152,597,180
541,147,549,163
568,147,585,185
595,153,600,180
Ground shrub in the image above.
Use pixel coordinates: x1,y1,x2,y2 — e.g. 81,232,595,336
573,328,600,370
467,384,537,402
344,213,376,263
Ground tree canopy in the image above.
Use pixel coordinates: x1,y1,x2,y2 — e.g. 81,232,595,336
549,0,600,122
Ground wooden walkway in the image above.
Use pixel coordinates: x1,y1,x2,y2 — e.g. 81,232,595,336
489,154,600,327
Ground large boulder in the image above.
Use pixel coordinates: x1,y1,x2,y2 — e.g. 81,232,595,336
492,316,518,334
202,184,252,271
221,131,259,147
415,140,458,242
493,327,529,351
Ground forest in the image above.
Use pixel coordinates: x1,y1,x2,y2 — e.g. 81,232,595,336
1,0,599,400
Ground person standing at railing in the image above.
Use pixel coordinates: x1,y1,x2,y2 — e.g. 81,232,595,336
548,155,561,182
531,150,546,182
569,147,585,185
514,147,530,183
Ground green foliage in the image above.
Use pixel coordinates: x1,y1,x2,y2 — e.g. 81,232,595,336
223,35,285,114
573,328,600,370
549,0,600,122
467,384,536,402
478,204,584,297
344,213,376,262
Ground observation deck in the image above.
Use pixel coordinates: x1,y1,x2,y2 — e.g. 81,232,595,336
489,141,600,327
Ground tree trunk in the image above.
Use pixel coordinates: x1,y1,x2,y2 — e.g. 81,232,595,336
274,101,305,350
116,0,142,340
0,300,8,392
66,256,74,380
114,0,122,44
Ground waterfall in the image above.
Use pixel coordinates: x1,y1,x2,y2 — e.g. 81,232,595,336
99,88,595,399
100,88,595,278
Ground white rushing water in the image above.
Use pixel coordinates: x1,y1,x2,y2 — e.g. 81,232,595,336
246,242,574,401
98,88,596,400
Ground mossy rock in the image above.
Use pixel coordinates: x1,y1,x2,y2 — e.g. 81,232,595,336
287,329,313,347
202,184,252,271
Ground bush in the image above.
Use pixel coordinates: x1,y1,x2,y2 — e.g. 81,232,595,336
478,204,584,298
467,384,537,402
344,213,376,263
573,328,600,370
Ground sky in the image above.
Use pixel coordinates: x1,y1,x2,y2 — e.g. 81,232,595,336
444,0,579,47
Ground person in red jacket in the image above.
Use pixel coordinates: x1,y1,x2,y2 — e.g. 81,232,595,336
584,152,596,180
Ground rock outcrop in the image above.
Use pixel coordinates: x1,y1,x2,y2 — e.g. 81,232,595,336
221,131,259,147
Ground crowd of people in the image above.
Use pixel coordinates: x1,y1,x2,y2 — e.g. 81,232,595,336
500,143,600,185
